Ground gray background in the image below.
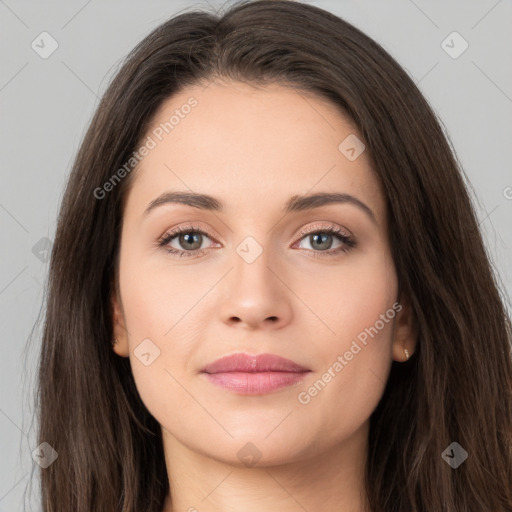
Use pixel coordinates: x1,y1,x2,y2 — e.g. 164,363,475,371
1,0,511,510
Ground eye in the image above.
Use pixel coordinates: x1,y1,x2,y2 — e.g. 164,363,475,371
293,225,356,257
157,224,216,258
157,223,356,258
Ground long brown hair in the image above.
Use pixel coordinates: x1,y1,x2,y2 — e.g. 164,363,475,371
31,1,512,510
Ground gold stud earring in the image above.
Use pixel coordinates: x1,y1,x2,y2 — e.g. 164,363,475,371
404,348,410,360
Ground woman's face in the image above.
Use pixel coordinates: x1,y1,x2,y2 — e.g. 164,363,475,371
112,80,414,466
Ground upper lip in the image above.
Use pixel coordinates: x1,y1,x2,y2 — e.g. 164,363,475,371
202,353,310,374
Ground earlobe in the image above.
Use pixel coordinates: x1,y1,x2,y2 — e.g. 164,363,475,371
392,297,417,362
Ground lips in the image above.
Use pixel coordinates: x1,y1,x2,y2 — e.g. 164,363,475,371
201,353,311,395
202,353,310,374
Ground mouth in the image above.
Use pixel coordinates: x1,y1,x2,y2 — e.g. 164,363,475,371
200,352,311,395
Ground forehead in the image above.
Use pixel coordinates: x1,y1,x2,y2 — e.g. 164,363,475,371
123,80,385,225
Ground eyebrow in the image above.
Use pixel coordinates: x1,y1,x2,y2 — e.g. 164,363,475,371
143,191,377,224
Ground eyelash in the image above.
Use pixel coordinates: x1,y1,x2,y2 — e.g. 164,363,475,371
156,223,356,259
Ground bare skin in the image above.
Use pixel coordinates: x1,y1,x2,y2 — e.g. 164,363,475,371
112,79,416,512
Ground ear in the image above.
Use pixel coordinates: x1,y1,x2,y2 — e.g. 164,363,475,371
391,296,417,362
111,276,130,357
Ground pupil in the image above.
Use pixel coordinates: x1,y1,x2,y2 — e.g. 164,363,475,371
311,233,332,250
181,233,201,250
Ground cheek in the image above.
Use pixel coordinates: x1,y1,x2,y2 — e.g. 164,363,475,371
118,248,205,408
120,244,206,340
292,249,397,420
292,247,398,347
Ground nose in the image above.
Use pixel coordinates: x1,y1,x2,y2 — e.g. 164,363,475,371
217,245,293,330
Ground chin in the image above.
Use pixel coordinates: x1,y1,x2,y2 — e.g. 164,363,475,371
198,431,314,468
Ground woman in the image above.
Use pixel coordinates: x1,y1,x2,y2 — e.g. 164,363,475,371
35,0,512,511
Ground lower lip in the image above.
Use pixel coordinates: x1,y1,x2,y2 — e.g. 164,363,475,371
202,371,309,395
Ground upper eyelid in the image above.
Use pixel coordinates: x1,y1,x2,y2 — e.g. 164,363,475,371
162,222,351,240
296,223,351,237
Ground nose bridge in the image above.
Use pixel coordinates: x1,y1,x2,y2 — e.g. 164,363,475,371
217,231,292,328
231,232,279,296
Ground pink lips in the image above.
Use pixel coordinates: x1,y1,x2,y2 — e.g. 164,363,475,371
201,353,311,395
